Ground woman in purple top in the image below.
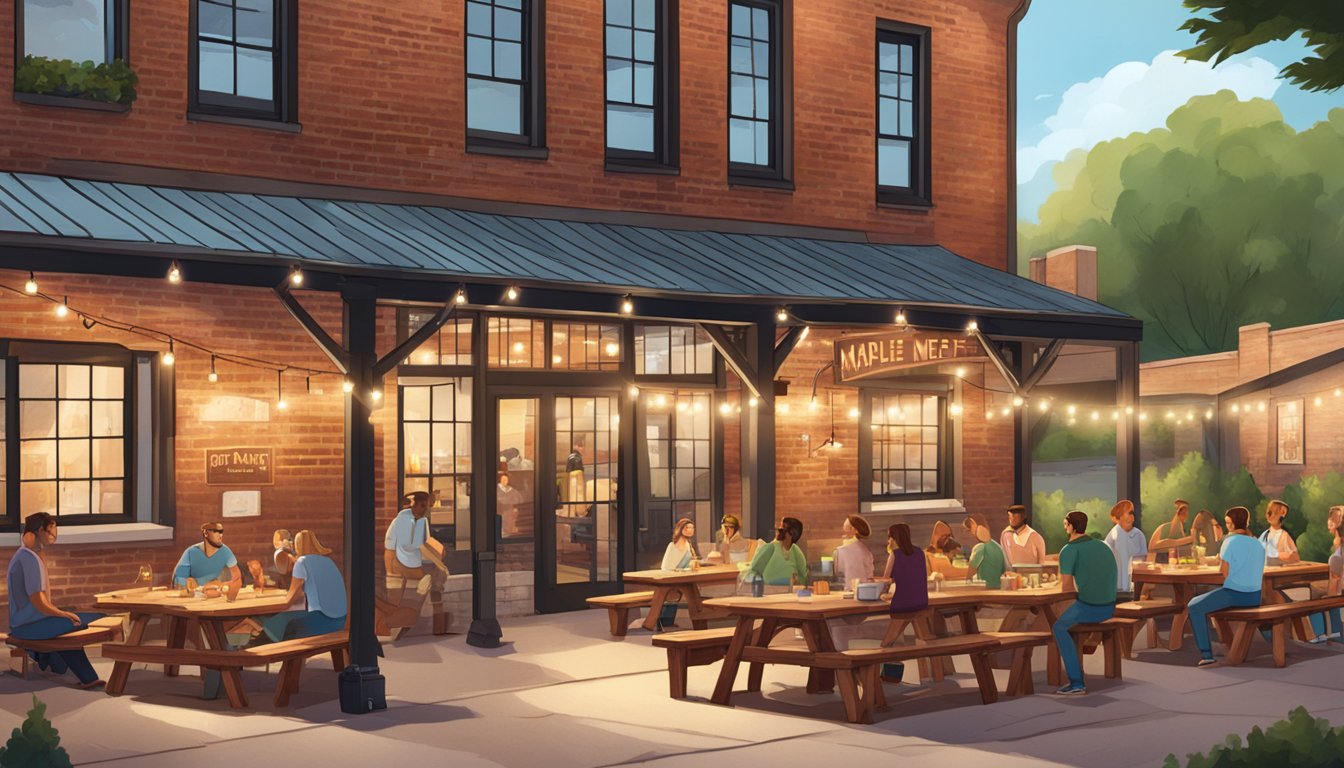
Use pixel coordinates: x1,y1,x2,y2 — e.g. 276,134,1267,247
884,523,929,614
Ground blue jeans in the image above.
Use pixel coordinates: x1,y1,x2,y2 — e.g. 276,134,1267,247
1052,601,1115,687
10,611,106,684
260,610,346,642
1188,587,1261,657
1309,608,1343,638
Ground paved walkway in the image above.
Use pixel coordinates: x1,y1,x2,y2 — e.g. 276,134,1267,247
3,610,1343,767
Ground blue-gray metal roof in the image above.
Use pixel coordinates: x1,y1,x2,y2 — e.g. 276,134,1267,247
0,172,1127,319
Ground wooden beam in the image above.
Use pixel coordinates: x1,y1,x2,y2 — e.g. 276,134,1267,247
972,329,1020,393
373,302,455,379
773,326,807,377
273,285,350,373
699,323,764,401
1019,338,1067,394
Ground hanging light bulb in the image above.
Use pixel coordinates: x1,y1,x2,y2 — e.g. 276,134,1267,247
748,396,759,408
506,285,519,301
1000,406,1011,417
628,385,639,398
966,320,978,334
848,407,859,418
370,388,383,402
288,266,304,287
54,296,69,318
894,309,907,327
167,261,182,284
654,394,667,408
1090,410,1100,421
985,409,995,420
954,367,965,378
162,340,176,366
1038,400,1050,412
1065,404,1077,416
620,296,634,315
776,307,789,323
604,341,619,357
208,354,218,383
949,403,963,418
454,286,468,305
1124,405,1134,416
1315,396,1323,408
276,370,287,410
1204,408,1214,420
719,402,732,415
342,379,354,394
1011,395,1024,407
1231,403,1240,414
24,272,38,294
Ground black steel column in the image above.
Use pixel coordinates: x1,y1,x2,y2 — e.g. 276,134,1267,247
339,283,386,713
467,311,502,647
750,319,777,540
1011,342,1033,506
1116,341,1142,528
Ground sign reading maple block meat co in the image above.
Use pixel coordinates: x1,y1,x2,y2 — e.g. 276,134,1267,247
835,331,986,382
205,447,274,485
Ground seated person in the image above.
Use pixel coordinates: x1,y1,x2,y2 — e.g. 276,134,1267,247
833,514,874,587
1189,507,1265,667
747,517,808,586
967,524,1007,588
173,522,243,600
256,530,348,643
6,512,107,689
714,514,754,564
272,528,296,586
1001,505,1047,566
1259,499,1300,564
925,520,968,579
661,518,698,570
884,523,929,615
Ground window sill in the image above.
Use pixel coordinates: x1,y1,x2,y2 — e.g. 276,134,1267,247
728,175,795,192
877,194,934,211
860,498,966,518
187,111,303,134
466,143,550,161
14,91,132,113
0,522,174,547
605,162,680,176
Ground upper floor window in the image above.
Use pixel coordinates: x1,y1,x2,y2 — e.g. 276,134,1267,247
18,0,128,64
466,0,546,152
189,0,298,123
604,0,678,168
728,0,790,185
876,23,930,206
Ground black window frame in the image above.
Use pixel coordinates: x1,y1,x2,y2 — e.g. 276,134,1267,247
603,0,680,172
876,21,932,207
726,0,792,189
857,386,952,502
14,0,129,68
465,0,548,158
187,0,299,125
634,389,720,568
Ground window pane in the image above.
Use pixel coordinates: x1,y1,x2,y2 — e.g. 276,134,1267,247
878,139,910,187
634,30,655,61
752,41,769,75
608,105,654,151
730,3,750,35
900,44,913,72
495,7,522,41
92,366,124,399
404,423,429,475
752,8,769,40
432,424,456,473
403,386,430,421
900,74,913,101
93,480,123,514
23,0,109,62
455,424,472,469
606,27,632,59
237,0,274,46
432,384,458,421
466,37,493,76
93,438,123,476
92,401,122,437
59,481,90,514
58,365,90,399
59,439,90,477
607,60,632,102
899,101,913,136
754,121,769,165
20,402,56,439
633,62,654,105
467,79,523,133
634,0,654,29
21,482,56,516
879,42,900,72
467,2,492,35
879,98,897,135
237,48,274,101
729,38,751,74
879,71,899,98
729,75,753,117
729,119,755,164
21,441,57,479
199,41,236,94
58,401,90,438
754,78,769,119
494,41,523,80
20,364,55,398
606,0,631,26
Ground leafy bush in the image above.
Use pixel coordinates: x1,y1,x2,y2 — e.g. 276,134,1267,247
1030,490,1110,552
1032,420,1117,462
13,56,138,105
1139,452,1264,530
0,695,71,768
1163,706,1344,768
1268,472,1344,563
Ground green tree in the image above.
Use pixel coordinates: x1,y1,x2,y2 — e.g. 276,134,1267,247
1179,1,1344,92
1020,92,1344,361
0,695,71,768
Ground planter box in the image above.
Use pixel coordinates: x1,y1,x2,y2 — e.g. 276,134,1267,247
14,91,131,113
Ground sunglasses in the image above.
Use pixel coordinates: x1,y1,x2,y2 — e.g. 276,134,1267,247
206,528,225,534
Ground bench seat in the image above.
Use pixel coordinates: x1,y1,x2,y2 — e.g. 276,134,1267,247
1113,599,1181,655
982,631,1053,696
586,591,656,637
101,631,348,708
1214,595,1344,667
1068,620,1125,680
4,619,124,679
651,627,737,698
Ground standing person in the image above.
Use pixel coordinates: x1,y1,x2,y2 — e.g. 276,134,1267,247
173,522,243,600
833,514,874,588
1259,499,1300,564
6,512,107,689
884,523,929,615
497,472,523,537
1149,499,1194,564
1308,505,1343,643
661,518,698,570
257,530,348,642
1188,506,1266,667
1052,511,1118,695
1104,500,1147,599
967,524,1007,588
1000,505,1046,567
747,517,808,586
714,514,753,564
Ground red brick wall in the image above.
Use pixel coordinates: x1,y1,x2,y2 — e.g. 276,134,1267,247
0,268,409,619
0,0,1016,268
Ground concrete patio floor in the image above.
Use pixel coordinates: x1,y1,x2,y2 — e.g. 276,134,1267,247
3,609,1344,767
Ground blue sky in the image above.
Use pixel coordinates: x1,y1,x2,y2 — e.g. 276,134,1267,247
1017,0,1344,222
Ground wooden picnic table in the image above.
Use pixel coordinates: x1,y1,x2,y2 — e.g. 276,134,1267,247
1130,561,1330,650
94,585,294,695
621,564,741,631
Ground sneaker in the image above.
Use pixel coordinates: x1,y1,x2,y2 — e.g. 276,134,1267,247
1197,656,1218,668
1055,683,1087,696
1309,635,1329,645
75,678,106,691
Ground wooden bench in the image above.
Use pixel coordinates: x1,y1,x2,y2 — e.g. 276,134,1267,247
586,591,656,637
651,627,737,698
1214,595,1344,667
741,634,1001,724
101,631,348,708
1113,599,1181,657
1068,620,1125,680
982,631,1053,696
4,619,124,679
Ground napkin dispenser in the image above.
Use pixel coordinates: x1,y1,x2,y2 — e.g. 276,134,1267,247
855,582,884,601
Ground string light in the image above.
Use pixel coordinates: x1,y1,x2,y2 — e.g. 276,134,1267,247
776,307,789,323
1065,404,1077,416
848,407,859,418
620,296,634,315
162,340,176,366
954,367,965,378
1205,409,1214,420
455,286,468,305
1038,400,1050,412
949,403,963,418
966,320,978,334
23,272,37,294
719,402,732,414
604,342,619,356
81,316,96,330
276,370,287,410
1315,396,1323,408
167,261,182,284
894,309,907,327
370,388,383,402
342,379,355,394
1090,410,1100,421
628,385,639,399
1011,395,1024,407
1000,406,1011,417
1124,405,1134,416
748,396,759,408
506,286,519,301
288,266,304,287
54,296,69,318
1231,403,1240,414
208,355,218,383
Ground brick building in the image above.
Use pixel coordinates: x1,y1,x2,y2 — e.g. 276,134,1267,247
1,0,1137,706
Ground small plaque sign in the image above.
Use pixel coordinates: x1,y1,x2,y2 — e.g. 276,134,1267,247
835,331,985,382
206,448,274,486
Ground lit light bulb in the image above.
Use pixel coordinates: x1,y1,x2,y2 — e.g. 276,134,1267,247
277,398,288,411
342,379,354,394
1315,396,1323,408
676,401,688,412
604,342,619,356
167,262,182,283
24,272,38,294
1066,404,1076,416
949,403,963,417
748,396,759,408
1111,410,1120,421
620,296,634,315
1090,410,1100,421
654,394,667,407
552,354,563,365
966,320,978,334
848,407,859,418
162,342,176,366
1038,400,1050,412
954,367,965,378
289,267,304,286
1011,395,1024,407
985,410,995,420
1257,401,1266,412
719,402,732,414
1139,412,1149,421
455,289,467,305
628,385,639,398
54,297,69,318
894,310,907,326
1000,406,1010,417
1124,405,1134,415
1205,409,1214,420
809,398,819,412
370,388,383,402
513,341,525,353
506,286,519,301
831,441,843,450
208,355,218,383
776,308,788,323
1231,403,1240,414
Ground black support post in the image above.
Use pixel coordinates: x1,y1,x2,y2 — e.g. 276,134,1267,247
338,282,386,713
1011,342,1033,507
467,313,502,648
745,319,777,541
1116,341,1142,528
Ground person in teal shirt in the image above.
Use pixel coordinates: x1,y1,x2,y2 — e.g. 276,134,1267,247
173,522,242,597
748,517,808,587
967,524,1007,588
1052,510,1118,695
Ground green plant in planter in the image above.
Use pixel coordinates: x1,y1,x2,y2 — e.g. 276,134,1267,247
14,55,139,105
0,695,72,768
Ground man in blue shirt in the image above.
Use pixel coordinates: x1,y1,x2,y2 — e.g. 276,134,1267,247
6,512,106,688
380,491,450,637
1187,506,1266,667
172,522,242,600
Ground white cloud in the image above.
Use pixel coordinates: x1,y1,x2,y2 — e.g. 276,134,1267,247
1033,93,1053,101
1017,51,1282,182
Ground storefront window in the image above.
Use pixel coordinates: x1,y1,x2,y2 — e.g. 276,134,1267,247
866,392,943,498
405,311,474,366
637,390,714,568
487,317,545,368
400,378,472,549
635,324,714,375
552,322,622,370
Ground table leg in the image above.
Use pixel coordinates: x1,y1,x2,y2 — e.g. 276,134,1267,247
747,618,780,692
912,614,945,683
801,620,836,693
1039,602,1063,687
711,618,756,705
685,586,727,630
1168,585,1193,651
106,613,151,696
165,616,188,677
642,586,673,632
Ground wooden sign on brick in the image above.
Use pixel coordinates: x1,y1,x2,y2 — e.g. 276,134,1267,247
206,447,274,485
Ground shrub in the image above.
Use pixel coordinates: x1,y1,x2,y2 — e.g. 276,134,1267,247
0,695,71,768
1270,472,1344,562
1163,706,1344,768
1139,452,1263,530
13,56,138,105
1030,490,1110,552
1032,419,1116,462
